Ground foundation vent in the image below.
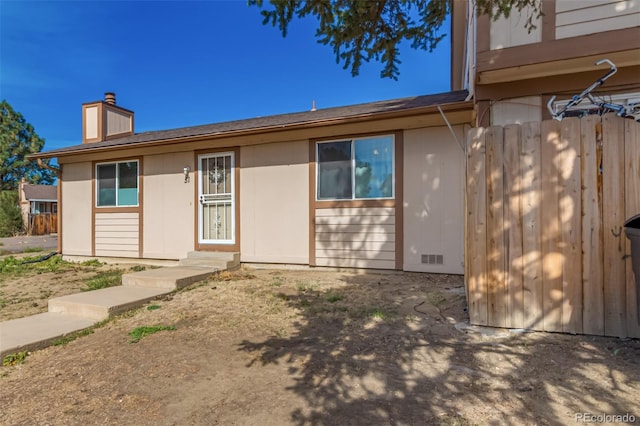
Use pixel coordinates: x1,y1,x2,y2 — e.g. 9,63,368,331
421,254,444,265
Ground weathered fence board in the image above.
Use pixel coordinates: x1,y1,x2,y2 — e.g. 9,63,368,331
581,115,604,336
28,213,57,236
602,114,626,337
625,118,640,337
466,114,640,338
504,124,524,329
521,122,543,330
465,128,488,326
540,119,563,333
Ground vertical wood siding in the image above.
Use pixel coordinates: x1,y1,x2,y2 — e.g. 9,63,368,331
465,115,640,338
315,207,396,269
105,109,132,136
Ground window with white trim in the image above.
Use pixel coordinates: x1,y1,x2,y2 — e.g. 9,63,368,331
317,135,394,200
96,160,138,207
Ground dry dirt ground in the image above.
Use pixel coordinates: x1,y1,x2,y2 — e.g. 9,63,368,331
1,263,639,425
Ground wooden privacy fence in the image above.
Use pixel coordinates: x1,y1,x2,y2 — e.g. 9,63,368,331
28,213,57,236
465,114,640,338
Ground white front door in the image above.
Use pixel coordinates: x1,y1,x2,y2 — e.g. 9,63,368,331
198,152,235,245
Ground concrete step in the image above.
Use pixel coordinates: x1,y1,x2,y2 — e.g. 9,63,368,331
122,266,215,289
0,312,96,358
185,251,240,262
179,251,240,270
48,286,171,321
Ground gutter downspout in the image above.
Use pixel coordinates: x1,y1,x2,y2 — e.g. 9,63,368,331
464,0,476,103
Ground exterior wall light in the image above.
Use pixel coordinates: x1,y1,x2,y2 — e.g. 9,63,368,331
183,166,190,183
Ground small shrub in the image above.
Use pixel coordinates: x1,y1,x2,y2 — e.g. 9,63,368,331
326,293,344,303
2,351,29,367
84,269,123,291
147,304,161,311
52,328,94,346
81,259,103,267
129,325,175,343
129,265,146,272
369,308,388,320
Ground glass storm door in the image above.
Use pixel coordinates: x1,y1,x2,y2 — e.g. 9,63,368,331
198,153,235,245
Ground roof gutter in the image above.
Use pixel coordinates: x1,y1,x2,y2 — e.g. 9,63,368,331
29,100,474,160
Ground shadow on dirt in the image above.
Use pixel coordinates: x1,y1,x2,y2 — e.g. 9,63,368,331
239,272,640,425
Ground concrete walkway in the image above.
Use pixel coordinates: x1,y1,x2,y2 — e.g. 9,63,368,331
0,252,238,359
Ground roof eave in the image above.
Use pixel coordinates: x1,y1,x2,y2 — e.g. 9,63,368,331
31,99,473,160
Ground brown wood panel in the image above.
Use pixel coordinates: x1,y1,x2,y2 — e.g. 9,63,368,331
57,166,62,253
624,118,640,338
394,131,403,270
503,124,524,329
559,118,583,334
476,27,640,73
308,141,316,266
485,126,507,328
602,114,627,337
521,122,543,330
466,127,488,326
541,0,556,42
581,115,605,336
540,119,563,332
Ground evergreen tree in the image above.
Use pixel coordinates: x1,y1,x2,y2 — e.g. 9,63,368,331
0,100,57,190
0,190,23,237
250,0,541,79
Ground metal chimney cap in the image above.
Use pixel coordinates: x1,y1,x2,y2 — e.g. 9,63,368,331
104,92,116,105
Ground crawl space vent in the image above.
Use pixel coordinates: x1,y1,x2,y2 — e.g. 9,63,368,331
421,254,444,265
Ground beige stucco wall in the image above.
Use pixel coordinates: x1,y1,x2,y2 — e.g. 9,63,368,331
491,96,542,126
403,126,466,274
61,162,93,255
142,151,195,259
240,141,309,264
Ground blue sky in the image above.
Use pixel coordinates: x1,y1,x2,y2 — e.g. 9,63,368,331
1,0,451,152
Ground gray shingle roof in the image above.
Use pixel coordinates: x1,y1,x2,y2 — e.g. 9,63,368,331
38,90,469,157
23,184,57,201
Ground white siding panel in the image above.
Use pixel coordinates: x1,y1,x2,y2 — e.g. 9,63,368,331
95,212,139,257
315,207,395,270
315,215,394,226
316,232,395,243
316,248,395,261
315,207,394,217
315,240,395,252
315,258,396,269
315,224,395,234
556,0,640,39
556,0,619,13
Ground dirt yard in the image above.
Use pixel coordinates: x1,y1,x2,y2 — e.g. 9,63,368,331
1,263,639,425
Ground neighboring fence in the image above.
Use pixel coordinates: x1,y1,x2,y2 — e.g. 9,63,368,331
28,213,57,236
465,114,640,338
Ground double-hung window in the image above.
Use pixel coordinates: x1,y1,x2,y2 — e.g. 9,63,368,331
96,160,139,207
317,135,394,200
